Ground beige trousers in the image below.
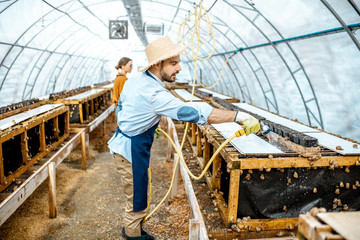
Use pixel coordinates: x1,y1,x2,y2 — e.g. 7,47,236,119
113,153,147,237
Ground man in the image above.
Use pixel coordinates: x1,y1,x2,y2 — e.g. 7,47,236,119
108,36,259,240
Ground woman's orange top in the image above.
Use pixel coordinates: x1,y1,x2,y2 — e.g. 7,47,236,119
113,73,128,107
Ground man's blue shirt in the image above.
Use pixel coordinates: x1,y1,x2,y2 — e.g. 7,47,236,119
108,71,213,163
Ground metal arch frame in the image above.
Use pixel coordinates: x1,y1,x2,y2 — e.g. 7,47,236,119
45,33,101,94
226,54,252,103
224,0,323,127
64,43,111,90
0,0,113,98
179,8,274,109
321,0,360,51
64,39,115,90
0,0,18,14
0,0,75,90
239,0,324,128
144,13,245,98
140,1,250,100
63,56,85,90
77,58,99,87
197,18,272,109
22,23,86,99
348,0,360,15
85,59,105,85
217,2,280,113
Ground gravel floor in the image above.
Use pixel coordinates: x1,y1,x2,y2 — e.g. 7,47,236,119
0,117,191,240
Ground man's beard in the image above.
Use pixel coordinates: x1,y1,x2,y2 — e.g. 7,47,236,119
160,69,177,82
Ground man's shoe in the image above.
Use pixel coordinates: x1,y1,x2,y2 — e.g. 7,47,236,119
141,228,154,240
122,227,155,240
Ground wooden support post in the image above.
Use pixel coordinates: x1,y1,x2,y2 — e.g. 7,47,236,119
40,121,46,152
0,144,4,185
100,121,105,137
211,154,221,190
203,137,210,169
170,153,179,200
53,116,59,139
21,130,28,164
79,104,84,124
191,123,196,145
85,133,90,158
166,124,174,162
196,128,202,157
65,111,70,136
90,100,94,115
85,102,89,121
189,219,200,240
48,162,57,218
227,169,241,225
80,131,86,170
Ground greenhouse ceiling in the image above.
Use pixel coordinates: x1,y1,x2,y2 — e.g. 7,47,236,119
0,0,359,142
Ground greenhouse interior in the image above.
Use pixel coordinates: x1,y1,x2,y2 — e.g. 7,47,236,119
0,0,360,239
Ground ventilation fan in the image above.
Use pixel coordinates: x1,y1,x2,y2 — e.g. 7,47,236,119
109,20,128,39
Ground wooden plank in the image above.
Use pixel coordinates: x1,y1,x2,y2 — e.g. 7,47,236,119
211,154,221,190
237,155,359,169
189,218,200,239
317,212,360,240
85,102,89,122
238,218,298,232
203,137,210,169
48,162,56,218
0,131,82,226
63,89,105,101
170,153,179,200
0,102,41,120
197,127,202,157
53,116,59,139
0,144,4,185
21,130,28,164
191,123,196,145
0,104,63,130
40,121,46,152
166,126,174,162
298,214,327,240
80,131,86,170
227,169,240,225
90,99,94,116
79,104,83,124
88,104,115,132
167,117,208,240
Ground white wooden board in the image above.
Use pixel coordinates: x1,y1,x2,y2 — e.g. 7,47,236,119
64,89,104,100
233,103,360,155
0,104,63,131
212,122,283,154
306,131,360,155
173,89,202,102
233,103,320,133
197,88,232,100
99,83,114,89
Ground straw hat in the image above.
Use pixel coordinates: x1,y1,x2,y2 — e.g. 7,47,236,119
139,36,187,72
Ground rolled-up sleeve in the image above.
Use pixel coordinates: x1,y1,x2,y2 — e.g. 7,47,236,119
151,89,213,125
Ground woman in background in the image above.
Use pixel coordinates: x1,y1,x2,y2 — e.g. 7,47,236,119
113,57,132,116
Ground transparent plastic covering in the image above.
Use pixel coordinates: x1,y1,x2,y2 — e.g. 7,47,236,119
0,0,359,142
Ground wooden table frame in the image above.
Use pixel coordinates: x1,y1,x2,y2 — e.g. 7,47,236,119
0,128,86,226
186,123,359,232
0,106,70,192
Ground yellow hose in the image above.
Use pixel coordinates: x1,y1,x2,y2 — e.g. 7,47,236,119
144,127,246,221
143,2,242,222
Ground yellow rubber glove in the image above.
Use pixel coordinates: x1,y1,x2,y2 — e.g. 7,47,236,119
241,116,260,136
